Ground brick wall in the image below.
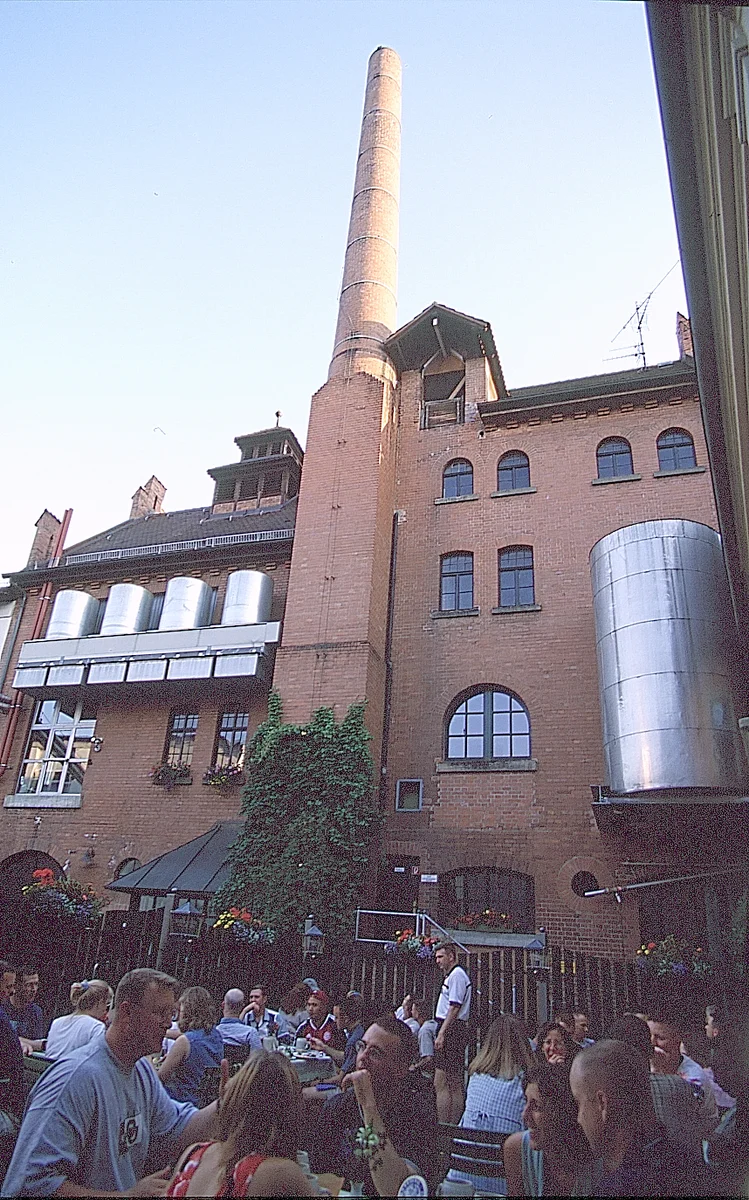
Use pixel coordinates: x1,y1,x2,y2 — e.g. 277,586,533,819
384,366,721,953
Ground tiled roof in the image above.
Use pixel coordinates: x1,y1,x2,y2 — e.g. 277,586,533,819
62,497,297,558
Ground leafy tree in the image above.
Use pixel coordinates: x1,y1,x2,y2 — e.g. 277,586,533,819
219,693,381,936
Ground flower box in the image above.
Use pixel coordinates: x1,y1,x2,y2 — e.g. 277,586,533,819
383,928,438,960
212,907,275,947
21,869,104,929
202,764,245,790
150,764,193,790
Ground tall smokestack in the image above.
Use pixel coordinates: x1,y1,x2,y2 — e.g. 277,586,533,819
329,46,401,379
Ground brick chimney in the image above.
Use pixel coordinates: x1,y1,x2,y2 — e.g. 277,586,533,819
676,312,694,359
26,510,62,568
130,476,166,521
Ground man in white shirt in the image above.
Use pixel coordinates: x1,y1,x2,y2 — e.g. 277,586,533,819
434,941,471,1122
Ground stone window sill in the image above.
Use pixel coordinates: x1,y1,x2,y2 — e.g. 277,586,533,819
434,494,479,505
591,474,642,486
491,604,542,614
653,466,706,478
431,608,480,620
436,758,537,773
4,793,82,809
490,487,537,498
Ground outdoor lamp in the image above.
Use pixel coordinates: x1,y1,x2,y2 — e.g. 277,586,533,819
302,914,325,958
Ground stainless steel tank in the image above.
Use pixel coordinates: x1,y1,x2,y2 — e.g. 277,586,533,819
221,571,273,626
590,519,748,793
100,583,153,636
158,577,212,631
45,590,100,640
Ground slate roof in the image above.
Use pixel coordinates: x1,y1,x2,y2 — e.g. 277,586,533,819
107,820,243,897
61,496,297,559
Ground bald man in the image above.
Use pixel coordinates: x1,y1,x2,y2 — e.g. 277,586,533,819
570,1040,709,1196
217,989,261,1048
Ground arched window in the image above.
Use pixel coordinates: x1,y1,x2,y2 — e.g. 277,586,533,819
657,428,696,471
446,688,531,760
596,437,634,479
497,451,530,492
440,867,536,932
442,459,474,498
498,546,534,607
440,553,474,611
114,857,142,880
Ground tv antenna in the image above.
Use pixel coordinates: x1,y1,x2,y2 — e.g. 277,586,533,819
608,261,680,369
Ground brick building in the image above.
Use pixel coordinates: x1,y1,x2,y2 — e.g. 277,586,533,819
1,46,747,958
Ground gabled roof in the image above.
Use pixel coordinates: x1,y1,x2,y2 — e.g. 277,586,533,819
107,821,243,897
384,303,507,397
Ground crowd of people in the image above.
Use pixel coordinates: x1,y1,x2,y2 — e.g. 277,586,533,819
0,946,746,1197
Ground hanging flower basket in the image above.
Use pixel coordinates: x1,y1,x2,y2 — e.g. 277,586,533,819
212,907,275,947
21,869,104,929
150,763,192,790
384,929,438,960
635,934,712,979
202,764,245,790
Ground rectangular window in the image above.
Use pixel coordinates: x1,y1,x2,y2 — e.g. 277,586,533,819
440,554,474,611
165,713,199,767
395,779,423,811
214,711,249,769
147,592,165,630
17,700,97,797
499,548,535,608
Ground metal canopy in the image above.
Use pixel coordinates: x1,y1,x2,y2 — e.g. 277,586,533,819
107,820,243,898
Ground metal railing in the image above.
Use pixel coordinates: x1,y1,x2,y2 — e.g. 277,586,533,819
354,909,469,954
62,528,293,566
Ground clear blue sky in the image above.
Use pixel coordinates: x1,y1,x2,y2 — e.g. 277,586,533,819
1,0,687,572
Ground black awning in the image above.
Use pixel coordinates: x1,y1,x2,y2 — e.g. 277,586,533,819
106,821,243,898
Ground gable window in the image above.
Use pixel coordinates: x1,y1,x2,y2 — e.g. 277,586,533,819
166,713,199,767
442,459,474,498
499,546,535,607
17,699,97,796
215,711,249,769
498,451,530,492
440,867,536,932
446,688,531,760
657,428,697,471
596,438,634,479
440,553,474,611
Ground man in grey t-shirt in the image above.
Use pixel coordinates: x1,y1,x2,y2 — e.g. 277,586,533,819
2,967,225,1198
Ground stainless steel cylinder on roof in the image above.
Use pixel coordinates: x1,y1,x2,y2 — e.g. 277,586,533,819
590,519,749,794
45,590,100,640
220,571,272,626
100,583,153,636
158,577,212,631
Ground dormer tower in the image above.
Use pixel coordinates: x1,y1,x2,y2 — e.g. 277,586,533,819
275,48,402,762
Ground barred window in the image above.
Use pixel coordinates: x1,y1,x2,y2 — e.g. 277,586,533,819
657,428,696,471
497,451,530,492
166,713,199,767
442,459,474,498
499,546,535,607
17,700,97,797
215,711,249,769
596,437,634,478
447,689,531,760
440,553,474,611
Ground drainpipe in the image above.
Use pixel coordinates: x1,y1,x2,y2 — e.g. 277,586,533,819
0,509,73,778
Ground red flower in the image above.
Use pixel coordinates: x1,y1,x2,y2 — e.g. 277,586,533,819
229,907,241,918
647,942,656,950
32,868,55,887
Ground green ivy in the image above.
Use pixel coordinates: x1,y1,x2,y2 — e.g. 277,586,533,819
218,693,381,937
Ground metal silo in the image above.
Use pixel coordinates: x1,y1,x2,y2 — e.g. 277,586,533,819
45,591,100,640
100,584,153,635
158,577,212,631
590,520,748,793
221,571,273,626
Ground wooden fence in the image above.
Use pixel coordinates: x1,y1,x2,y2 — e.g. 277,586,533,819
2,906,710,1039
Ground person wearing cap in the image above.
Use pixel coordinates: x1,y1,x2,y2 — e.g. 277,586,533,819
296,991,345,1049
